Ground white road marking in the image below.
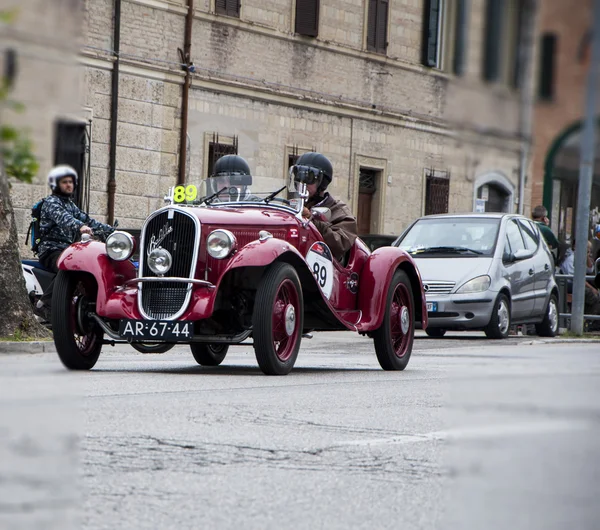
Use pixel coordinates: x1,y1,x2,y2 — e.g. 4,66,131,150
334,419,591,447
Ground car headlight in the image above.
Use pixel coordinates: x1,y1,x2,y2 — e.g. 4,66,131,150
207,229,236,259
148,248,172,275
105,231,135,261
456,275,491,294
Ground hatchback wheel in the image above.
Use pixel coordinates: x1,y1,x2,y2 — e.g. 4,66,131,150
484,293,511,339
425,327,446,338
535,294,558,337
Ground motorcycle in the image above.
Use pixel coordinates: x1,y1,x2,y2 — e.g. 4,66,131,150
20,225,171,354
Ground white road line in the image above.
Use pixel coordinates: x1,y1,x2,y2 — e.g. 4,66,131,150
333,419,592,447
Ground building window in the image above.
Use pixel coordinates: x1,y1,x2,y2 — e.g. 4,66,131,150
295,0,320,37
215,0,240,18
54,119,89,209
206,133,238,178
482,0,522,85
367,0,389,55
357,168,380,235
424,169,450,215
538,33,557,100
422,0,468,75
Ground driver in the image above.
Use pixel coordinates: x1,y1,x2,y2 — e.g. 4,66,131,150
34,165,114,321
292,152,358,262
208,154,254,202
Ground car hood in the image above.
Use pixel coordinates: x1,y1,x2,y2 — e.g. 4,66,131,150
412,257,494,287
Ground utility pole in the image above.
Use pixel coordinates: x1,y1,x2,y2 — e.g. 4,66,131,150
570,0,600,334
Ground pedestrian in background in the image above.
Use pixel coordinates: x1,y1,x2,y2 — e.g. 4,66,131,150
532,205,559,266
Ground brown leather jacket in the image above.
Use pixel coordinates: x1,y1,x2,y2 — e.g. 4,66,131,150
306,193,358,262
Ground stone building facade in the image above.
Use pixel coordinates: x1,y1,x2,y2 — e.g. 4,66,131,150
11,0,537,253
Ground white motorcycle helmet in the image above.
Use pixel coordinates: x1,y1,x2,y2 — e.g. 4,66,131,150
47,164,78,192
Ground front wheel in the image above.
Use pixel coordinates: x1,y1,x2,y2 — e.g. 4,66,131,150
484,293,511,339
131,343,175,354
190,343,229,366
535,294,558,337
372,269,415,371
51,271,103,370
252,262,303,375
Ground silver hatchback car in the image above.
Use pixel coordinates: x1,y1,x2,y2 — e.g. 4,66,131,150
393,213,559,339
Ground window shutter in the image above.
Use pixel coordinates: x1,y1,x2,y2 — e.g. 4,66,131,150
422,0,440,67
216,0,239,17
215,0,227,15
376,0,389,53
295,0,320,37
226,0,240,18
539,33,557,100
483,0,505,81
453,0,469,75
367,0,378,51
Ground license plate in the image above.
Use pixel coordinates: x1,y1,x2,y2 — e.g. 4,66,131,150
426,302,438,312
119,320,193,341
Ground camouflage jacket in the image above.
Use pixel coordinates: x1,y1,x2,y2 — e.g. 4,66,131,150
37,194,113,257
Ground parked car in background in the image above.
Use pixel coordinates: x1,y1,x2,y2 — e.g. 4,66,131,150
359,234,397,252
393,213,559,339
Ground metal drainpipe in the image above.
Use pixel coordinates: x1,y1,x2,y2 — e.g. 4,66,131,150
517,0,536,215
178,0,194,186
107,0,121,225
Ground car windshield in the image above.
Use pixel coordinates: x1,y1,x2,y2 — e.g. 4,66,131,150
167,173,308,214
397,217,500,257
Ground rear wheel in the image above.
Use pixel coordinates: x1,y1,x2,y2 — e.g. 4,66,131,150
425,327,446,338
51,271,103,370
190,343,229,366
131,343,175,354
484,293,511,339
535,294,558,337
372,270,415,371
252,262,303,375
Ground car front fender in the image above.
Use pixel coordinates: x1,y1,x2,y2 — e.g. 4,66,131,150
356,247,428,332
57,241,137,313
221,237,307,273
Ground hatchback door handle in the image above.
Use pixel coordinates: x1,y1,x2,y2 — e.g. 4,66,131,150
544,264,550,271
529,268,534,276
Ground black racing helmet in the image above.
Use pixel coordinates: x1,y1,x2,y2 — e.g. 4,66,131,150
292,152,333,191
208,155,252,195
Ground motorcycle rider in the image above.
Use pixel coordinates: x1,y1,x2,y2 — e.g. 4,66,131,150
33,165,114,321
292,152,358,263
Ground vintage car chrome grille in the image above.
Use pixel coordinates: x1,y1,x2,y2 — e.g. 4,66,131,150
139,208,199,320
422,280,455,296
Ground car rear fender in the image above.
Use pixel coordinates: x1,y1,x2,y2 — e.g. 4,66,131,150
57,241,137,312
356,247,428,332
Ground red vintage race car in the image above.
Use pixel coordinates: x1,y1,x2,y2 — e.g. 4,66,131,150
50,171,427,375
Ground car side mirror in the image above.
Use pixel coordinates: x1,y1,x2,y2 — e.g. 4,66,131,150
513,249,533,260
311,207,332,221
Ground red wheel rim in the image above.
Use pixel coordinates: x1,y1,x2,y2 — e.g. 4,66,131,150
70,280,99,357
271,279,300,362
389,283,413,358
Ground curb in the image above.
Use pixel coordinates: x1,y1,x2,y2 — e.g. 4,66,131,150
0,341,56,354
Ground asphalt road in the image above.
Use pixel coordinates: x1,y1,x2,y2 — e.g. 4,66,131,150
1,332,599,530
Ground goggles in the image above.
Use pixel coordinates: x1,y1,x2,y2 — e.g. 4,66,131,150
289,165,323,186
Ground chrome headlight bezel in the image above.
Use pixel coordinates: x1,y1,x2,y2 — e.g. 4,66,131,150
105,231,135,261
456,275,491,294
147,248,173,275
206,229,237,259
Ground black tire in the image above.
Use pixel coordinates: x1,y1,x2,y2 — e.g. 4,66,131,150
51,271,103,370
252,262,303,375
535,294,559,337
372,270,415,371
131,343,175,354
425,327,446,338
190,343,229,366
484,293,511,339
